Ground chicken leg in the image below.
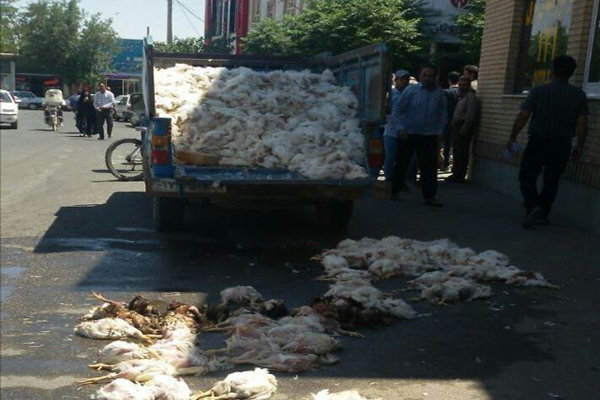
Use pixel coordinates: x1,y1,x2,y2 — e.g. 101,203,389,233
191,391,233,400
88,363,115,371
79,373,118,385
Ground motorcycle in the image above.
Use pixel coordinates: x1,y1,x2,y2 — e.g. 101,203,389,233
45,105,62,131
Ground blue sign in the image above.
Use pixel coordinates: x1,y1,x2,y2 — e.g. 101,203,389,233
110,39,144,77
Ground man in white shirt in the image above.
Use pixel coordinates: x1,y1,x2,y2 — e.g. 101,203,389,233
93,83,115,140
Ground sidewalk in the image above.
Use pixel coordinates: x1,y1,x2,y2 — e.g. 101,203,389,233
350,180,600,400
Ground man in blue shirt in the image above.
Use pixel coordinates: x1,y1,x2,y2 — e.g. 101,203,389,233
390,65,447,206
383,69,411,196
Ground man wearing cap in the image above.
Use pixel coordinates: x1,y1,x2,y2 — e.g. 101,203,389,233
383,69,411,197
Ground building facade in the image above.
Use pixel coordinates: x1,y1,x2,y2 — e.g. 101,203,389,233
0,53,18,92
205,0,474,59
204,0,306,54
474,0,600,232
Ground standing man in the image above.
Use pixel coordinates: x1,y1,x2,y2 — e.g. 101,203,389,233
442,71,461,170
463,65,478,92
508,55,588,228
447,76,478,183
391,65,447,207
383,69,411,197
94,83,115,140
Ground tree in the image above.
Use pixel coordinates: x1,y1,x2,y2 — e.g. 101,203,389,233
455,0,485,65
76,16,119,85
17,0,117,86
244,0,429,70
154,37,205,53
0,0,19,53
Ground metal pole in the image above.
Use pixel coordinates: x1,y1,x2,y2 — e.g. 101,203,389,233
167,0,173,44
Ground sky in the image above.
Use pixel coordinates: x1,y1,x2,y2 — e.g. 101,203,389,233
16,0,206,42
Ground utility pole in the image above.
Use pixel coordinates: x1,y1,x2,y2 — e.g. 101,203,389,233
167,0,173,44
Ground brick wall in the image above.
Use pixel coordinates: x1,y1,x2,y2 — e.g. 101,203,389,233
476,0,600,189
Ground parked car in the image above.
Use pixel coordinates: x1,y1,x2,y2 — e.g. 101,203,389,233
114,94,131,121
0,89,19,129
12,90,43,109
125,92,145,126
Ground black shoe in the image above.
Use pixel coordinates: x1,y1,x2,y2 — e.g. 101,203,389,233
522,207,542,229
424,199,443,207
97,137,104,140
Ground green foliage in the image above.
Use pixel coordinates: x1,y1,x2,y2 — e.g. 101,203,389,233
204,36,235,54
77,15,119,85
16,0,118,86
455,0,485,65
244,0,429,70
154,37,205,53
0,0,19,53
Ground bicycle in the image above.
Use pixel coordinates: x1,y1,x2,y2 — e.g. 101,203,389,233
105,128,146,181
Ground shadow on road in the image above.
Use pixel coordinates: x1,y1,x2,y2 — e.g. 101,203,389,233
27,191,563,394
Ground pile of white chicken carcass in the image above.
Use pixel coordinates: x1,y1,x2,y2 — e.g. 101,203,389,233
154,64,368,180
73,236,557,399
315,236,557,309
76,288,367,399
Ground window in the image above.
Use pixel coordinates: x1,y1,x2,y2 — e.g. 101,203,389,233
267,0,275,18
514,0,574,93
584,0,600,95
252,0,261,23
229,0,236,34
213,0,223,37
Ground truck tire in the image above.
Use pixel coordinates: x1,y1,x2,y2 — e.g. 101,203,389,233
10,121,18,129
153,197,185,232
316,200,354,230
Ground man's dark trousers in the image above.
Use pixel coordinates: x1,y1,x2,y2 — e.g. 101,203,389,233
402,135,439,200
519,136,571,218
97,109,113,139
451,122,474,181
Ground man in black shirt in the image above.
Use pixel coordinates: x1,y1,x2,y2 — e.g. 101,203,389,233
508,55,588,228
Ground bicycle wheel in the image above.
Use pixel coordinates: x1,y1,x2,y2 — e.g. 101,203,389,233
105,138,145,181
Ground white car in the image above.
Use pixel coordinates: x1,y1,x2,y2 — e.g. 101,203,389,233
114,94,131,121
0,89,19,129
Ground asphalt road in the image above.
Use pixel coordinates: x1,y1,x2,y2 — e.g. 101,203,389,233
1,110,599,400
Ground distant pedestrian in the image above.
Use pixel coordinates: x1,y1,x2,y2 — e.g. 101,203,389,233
446,76,478,183
94,83,115,140
463,65,479,92
508,55,588,228
442,71,461,170
383,69,411,196
391,65,447,206
77,88,96,137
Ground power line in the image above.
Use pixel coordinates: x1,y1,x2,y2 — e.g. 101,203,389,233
176,0,205,22
175,0,202,37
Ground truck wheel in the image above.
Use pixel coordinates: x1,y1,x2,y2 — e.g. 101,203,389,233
316,200,354,230
153,197,185,232
10,121,18,129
